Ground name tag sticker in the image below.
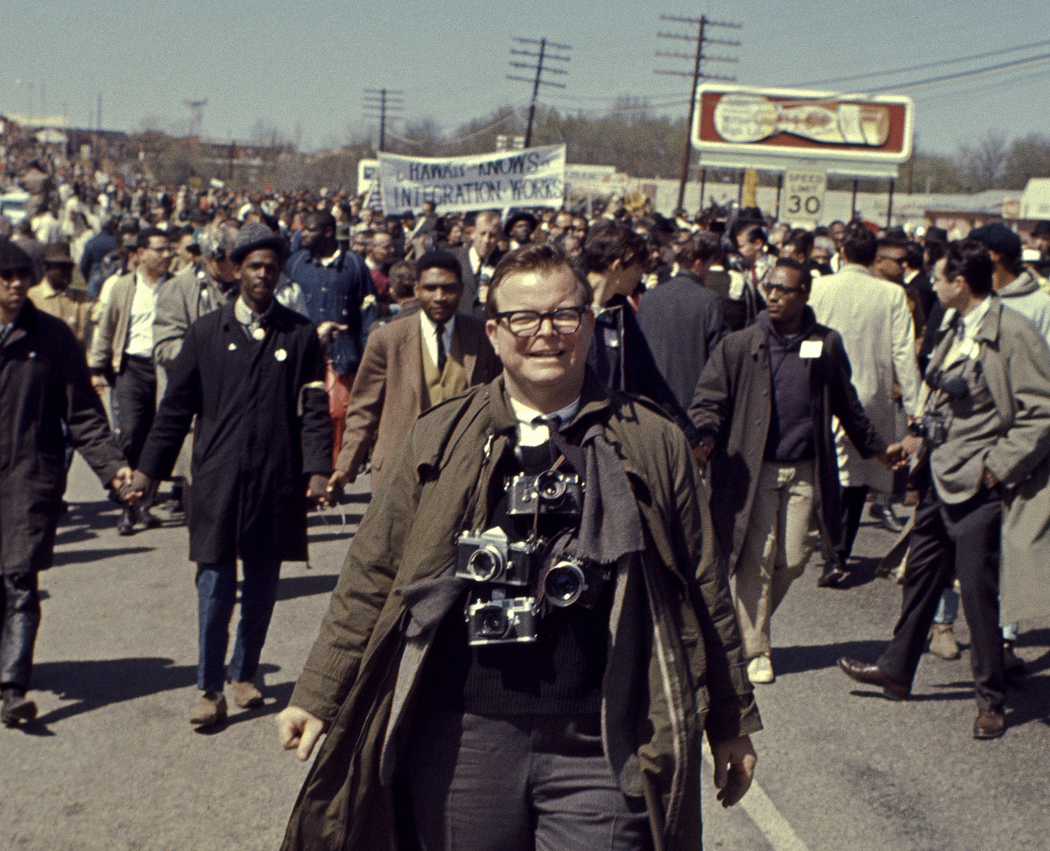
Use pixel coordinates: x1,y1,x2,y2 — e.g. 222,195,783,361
799,340,823,359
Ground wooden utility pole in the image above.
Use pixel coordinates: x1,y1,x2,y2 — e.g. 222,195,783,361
508,37,571,148
656,14,741,211
363,89,404,152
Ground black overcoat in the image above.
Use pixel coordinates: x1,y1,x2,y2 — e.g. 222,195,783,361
0,301,125,574
137,300,331,565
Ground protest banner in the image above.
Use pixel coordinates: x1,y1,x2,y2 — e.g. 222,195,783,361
378,145,565,214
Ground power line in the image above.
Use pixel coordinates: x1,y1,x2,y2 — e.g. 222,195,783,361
363,88,404,152
791,37,1050,88
539,98,693,116
507,37,571,148
655,13,741,210
866,51,1050,94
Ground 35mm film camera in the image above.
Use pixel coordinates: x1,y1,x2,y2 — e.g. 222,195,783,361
508,471,584,517
456,530,607,646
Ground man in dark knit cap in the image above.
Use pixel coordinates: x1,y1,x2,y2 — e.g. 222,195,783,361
0,240,131,727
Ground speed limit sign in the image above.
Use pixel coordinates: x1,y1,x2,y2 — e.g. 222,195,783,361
783,170,827,221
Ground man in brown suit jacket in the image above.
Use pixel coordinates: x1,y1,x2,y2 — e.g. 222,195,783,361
326,250,501,495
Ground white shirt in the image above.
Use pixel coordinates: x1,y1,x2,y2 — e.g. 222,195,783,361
469,245,496,278
124,272,161,358
508,396,581,447
419,311,456,370
943,296,993,368
319,248,341,268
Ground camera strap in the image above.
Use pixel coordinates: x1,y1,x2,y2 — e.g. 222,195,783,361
529,454,569,543
458,433,496,535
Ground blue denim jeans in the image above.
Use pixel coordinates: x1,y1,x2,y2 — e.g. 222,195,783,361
196,560,281,692
935,588,1018,641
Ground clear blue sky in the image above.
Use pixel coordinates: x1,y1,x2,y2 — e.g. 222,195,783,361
2,0,1047,158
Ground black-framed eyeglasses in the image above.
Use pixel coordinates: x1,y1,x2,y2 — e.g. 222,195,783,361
761,282,804,297
876,254,906,264
494,306,589,337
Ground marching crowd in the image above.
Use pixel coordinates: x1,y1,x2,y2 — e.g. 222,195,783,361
3,153,1050,849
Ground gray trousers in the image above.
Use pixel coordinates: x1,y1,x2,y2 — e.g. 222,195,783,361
406,711,652,851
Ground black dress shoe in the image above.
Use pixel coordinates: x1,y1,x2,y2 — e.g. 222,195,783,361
869,502,904,533
1,690,38,727
117,506,136,536
973,708,1005,739
818,558,848,588
136,506,162,529
837,657,910,700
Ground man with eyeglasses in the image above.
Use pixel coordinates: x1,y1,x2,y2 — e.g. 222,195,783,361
88,227,174,535
277,242,761,851
808,224,921,585
839,239,1050,739
691,258,902,685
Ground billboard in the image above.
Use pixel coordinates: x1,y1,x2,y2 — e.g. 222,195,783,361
691,84,914,178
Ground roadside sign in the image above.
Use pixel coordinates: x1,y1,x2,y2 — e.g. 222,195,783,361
783,170,827,221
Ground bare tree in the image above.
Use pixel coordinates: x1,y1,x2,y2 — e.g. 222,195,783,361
1002,133,1050,190
960,132,1008,191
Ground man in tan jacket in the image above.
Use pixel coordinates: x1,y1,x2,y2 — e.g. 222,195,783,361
326,250,500,496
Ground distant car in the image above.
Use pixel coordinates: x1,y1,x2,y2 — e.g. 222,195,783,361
0,190,30,225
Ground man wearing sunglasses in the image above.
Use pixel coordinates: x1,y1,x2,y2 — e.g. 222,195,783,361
278,243,760,851
691,258,902,686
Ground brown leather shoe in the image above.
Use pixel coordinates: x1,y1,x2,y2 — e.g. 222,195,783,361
230,679,263,709
928,623,960,660
837,657,910,700
189,691,227,727
973,708,1005,739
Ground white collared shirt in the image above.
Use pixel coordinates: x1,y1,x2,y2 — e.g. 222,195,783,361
943,296,992,367
508,396,581,447
469,245,496,278
419,311,456,370
124,271,161,358
319,248,342,268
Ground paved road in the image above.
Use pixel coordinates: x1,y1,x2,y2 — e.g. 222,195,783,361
4,457,1048,850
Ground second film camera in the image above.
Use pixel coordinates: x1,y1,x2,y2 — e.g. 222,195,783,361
456,527,536,587
509,470,584,517
466,590,538,645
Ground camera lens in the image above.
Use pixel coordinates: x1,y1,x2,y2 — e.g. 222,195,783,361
478,605,510,637
467,546,505,582
544,562,586,607
536,470,567,504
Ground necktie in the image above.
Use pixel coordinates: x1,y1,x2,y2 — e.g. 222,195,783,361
544,416,586,475
435,322,447,373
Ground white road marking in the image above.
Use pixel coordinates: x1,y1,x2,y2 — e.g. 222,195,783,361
703,745,810,851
